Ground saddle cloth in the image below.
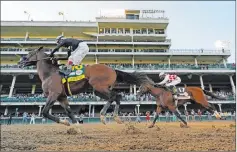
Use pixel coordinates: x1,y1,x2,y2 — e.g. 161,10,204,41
176,87,190,100
61,64,86,84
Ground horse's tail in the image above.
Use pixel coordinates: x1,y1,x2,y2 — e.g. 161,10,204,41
202,89,227,100
115,70,147,85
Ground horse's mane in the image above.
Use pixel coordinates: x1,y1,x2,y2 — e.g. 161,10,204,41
31,48,59,68
132,71,155,86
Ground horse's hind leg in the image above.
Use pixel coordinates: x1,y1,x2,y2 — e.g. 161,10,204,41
113,94,122,124
193,96,222,119
58,96,78,124
168,105,188,127
94,89,114,124
206,103,221,119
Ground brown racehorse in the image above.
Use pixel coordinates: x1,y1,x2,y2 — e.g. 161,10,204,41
135,73,226,128
18,46,152,126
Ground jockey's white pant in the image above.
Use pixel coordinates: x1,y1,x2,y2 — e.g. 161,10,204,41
68,42,89,65
165,77,181,87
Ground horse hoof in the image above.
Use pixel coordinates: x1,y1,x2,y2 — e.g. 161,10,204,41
148,124,154,128
60,119,70,126
100,115,106,125
72,124,82,134
180,123,188,128
114,116,123,124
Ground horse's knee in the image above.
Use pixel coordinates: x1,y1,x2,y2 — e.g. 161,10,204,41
42,110,48,118
42,106,50,117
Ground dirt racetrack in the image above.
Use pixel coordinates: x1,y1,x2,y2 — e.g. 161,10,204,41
1,121,236,151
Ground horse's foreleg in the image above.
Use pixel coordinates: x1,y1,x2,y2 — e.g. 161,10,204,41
58,97,78,124
149,105,162,128
42,94,64,125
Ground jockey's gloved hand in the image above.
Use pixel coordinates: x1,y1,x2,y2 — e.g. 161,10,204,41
49,52,54,58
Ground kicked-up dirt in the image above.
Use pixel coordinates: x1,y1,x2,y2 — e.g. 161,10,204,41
1,121,236,151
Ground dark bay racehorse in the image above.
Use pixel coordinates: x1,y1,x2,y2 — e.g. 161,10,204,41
136,75,226,128
18,46,156,126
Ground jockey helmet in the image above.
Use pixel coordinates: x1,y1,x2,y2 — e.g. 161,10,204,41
56,35,64,43
159,72,166,78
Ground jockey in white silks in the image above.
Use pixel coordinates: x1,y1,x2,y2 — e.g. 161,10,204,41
50,35,89,74
156,72,182,106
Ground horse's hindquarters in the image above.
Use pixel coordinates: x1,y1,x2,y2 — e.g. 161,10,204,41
87,64,117,87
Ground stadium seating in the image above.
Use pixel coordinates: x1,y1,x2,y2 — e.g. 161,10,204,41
1,63,234,70
1,91,234,102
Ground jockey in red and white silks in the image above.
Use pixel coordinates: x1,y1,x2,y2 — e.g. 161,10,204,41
156,72,182,109
156,72,181,87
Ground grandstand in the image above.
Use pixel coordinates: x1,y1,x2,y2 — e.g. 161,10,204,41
0,9,236,120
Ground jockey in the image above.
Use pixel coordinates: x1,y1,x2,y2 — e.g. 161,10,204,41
155,72,181,100
49,35,89,72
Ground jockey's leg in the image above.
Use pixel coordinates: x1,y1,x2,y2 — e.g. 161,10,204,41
166,83,179,108
71,42,89,66
171,79,181,110
165,83,176,95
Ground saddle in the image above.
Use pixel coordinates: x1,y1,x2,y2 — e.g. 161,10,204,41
175,87,190,100
60,64,86,84
60,64,86,97
157,85,190,100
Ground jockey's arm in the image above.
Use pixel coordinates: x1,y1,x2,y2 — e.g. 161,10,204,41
157,75,169,85
67,48,71,58
50,40,66,57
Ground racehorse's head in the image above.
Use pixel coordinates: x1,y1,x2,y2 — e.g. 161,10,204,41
135,73,155,96
137,83,154,96
18,46,45,67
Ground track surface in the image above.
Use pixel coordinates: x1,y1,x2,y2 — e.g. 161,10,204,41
1,121,236,151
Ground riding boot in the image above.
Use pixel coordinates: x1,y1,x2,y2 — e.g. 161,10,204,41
172,86,177,95
170,86,178,106
167,85,174,94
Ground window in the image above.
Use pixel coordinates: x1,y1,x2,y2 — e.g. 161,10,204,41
135,29,141,34
111,28,116,34
155,29,164,34
118,28,124,34
141,28,147,34
105,28,110,34
134,15,139,19
125,28,130,34
126,14,134,19
159,29,165,34
154,29,159,34
133,29,136,34
148,28,154,34
99,28,104,34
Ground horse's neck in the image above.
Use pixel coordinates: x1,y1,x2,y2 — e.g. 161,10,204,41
37,60,59,81
150,87,164,96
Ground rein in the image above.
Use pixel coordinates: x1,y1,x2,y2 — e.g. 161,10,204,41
24,57,68,65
